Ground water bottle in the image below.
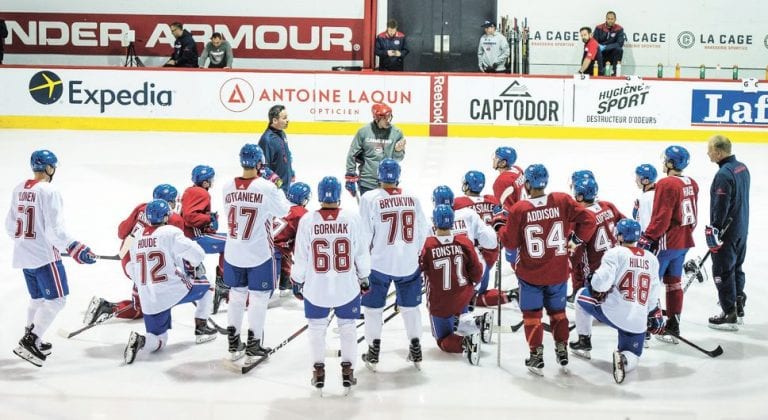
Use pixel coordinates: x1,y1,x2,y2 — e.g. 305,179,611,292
732,65,739,80
615,62,622,77
605,61,612,77
657,63,663,78
674,63,681,79
699,65,706,79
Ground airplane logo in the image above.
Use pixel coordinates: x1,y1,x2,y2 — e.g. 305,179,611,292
29,71,64,105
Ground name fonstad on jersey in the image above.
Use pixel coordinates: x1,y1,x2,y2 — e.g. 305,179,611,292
137,237,157,249
378,196,415,209
526,207,561,223
18,191,36,202
313,222,348,235
431,244,463,259
225,191,263,204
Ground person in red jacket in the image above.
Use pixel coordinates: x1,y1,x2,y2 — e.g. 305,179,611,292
495,164,596,375
83,184,184,325
273,182,311,296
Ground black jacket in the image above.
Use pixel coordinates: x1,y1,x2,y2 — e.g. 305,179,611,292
710,155,750,241
171,30,199,68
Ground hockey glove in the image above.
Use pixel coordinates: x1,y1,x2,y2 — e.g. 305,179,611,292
705,225,723,252
359,277,371,295
184,260,207,280
647,307,666,335
491,207,508,232
568,232,584,254
345,173,359,197
262,168,283,189
632,199,639,221
209,212,219,231
67,241,97,264
637,234,657,253
291,281,304,301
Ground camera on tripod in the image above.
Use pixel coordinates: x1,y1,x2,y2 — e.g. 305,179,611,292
122,30,144,67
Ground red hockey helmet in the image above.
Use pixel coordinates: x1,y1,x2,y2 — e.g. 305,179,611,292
371,103,393,121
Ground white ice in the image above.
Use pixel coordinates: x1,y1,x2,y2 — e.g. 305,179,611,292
0,129,766,420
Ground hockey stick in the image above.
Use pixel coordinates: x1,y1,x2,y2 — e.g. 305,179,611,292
240,323,309,374
495,244,503,367
669,333,724,358
59,305,135,339
492,320,524,333
683,217,733,293
327,300,401,358
543,322,576,333
63,253,121,261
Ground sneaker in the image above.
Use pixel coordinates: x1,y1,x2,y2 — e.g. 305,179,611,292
526,346,545,376
612,351,628,384
708,310,738,331
194,318,218,344
407,338,423,369
736,295,746,325
13,330,47,367
123,331,145,365
361,339,380,371
83,297,116,325
227,326,245,361
656,314,680,344
25,325,52,356
246,330,272,359
311,362,325,389
555,341,569,367
569,334,592,360
341,361,357,391
462,333,481,366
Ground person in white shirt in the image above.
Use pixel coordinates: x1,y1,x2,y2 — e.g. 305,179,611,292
123,199,214,365
478,20,510,73
291,176,371,394
358,158,429,370
5,150,97,367
633,164,657,232
569,218,666,384
221,143,291,364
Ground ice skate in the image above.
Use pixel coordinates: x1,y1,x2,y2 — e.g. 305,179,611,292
245,330,272,364
566,291,577,309
123,331,145,365
644,331,651,348
311,362,325,396
736,295,746,325
341,361,357,395
708,310,738,331
407,338,423,370
462,333,481,366
212,272,229,315
555,341,569,373
456,317,480,337
526,346,544,376
227,326,245,361
476,311,494,344
656,314,679,344
569,334,592,360
25,325,51,356
612,350,628,384
83,296,115,326
13,330,47,367
194,318,218,344
361,338,380,372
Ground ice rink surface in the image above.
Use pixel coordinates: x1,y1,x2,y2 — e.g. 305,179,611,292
0,129,766,420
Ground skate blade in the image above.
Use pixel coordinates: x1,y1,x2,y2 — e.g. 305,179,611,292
655,334,679,344
195,334,217,344
527,366,544,377
13,346,44,367
737,317,744,325
708,323,739,332
230,350,245,361
244,354,268,365
364,361,378,372
559,366,570,375
570,349,591,360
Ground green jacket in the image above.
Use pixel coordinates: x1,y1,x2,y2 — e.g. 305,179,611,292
345,122,405,190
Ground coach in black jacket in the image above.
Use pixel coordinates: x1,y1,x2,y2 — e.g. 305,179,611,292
164,22,199,68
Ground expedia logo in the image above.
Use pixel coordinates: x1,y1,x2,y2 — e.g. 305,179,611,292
469,81,559,122
677,31,695,49
29,71,64,105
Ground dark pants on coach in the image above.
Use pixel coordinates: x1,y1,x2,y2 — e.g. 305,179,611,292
711,237,747,314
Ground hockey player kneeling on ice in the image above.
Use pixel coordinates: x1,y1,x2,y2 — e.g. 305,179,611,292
358,159,429,370
570,218,665,384
291,176,371,394
124,199,217,365
221,144,291,363
420,205,486,365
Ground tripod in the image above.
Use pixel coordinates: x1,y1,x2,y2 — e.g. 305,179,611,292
124,42,144,67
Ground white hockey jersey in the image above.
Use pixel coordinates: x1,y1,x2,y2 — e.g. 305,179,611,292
635,189,655,233
359,187,429,277
590,245,661,334
129,224,206,315
222,177,291,268
432,207,497,270
5,180,75,269
292,208,371,308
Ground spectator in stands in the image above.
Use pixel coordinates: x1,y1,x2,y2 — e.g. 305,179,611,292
593,11,624,68
578,26,603,75
199,32,233,68
478,20,509,73
375,19,409,71
1,18,8,65
164,22,199,68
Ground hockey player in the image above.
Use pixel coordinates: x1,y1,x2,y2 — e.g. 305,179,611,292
632,164,657,232
359,158,429,370
570,219,665,384
344,103,407,198
84,184,185,325
6,150,97,367
434,184,510,308
273,182,311,296
123,199,216,365
420,204,484,364
568,177,625,303
494,164,596,375
221,144,291,363
491,146,525,268
638,146,698,343
291,176,370,394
